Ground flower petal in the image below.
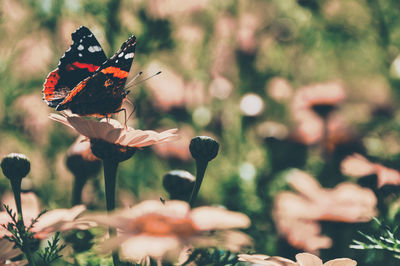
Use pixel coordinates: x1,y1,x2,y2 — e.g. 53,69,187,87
295,253,323,266
191,206,250,230
323,258,357,266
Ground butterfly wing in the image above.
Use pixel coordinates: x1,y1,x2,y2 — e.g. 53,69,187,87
55,35,137,116
43,26,107,107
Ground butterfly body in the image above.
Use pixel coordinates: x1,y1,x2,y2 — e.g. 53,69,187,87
43,26,136,116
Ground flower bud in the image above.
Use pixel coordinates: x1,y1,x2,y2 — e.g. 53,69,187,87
163,170,195,200
90,139,136,162
189,136,219,162
311,104,336,119
67,137,101,178
1,153,30,180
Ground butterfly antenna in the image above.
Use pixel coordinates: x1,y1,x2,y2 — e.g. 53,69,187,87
125,98,136,122
125,71,143,89
125,71,162,90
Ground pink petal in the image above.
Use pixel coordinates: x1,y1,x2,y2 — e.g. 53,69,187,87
295,253,323,266
191,206,250,230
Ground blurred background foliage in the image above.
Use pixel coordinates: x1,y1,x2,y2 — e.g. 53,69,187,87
2,0,400,265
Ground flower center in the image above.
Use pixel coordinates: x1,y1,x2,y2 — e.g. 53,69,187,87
130,213,199,238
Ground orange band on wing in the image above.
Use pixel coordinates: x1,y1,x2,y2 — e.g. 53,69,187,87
101,66,128,79
43,69,60,98
58,79,88,106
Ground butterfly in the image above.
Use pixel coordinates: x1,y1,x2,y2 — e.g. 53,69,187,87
43,26,136,117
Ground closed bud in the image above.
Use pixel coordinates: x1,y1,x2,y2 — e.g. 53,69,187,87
67,137,101,179
189,136,219,162
1,153,31,180
311,104,336,119
90,139,136,163
163,170,195,200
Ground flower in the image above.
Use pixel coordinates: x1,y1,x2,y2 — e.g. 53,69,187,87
266,77,293,102
0,238,27,266
31,205,92,239
341,153,400,188
0,192,40,237
290,82,348,145
292,82,346,116
0,192,91,239
50,112,178,148
153,126,194,161
189,136,219,162
146,0,208,18
163,170,195,200
238,252,357,266
273,169,376,252
82,200,251,262
145,62,186,111
1,153,30,180
237,13,260,53
66,135,101,178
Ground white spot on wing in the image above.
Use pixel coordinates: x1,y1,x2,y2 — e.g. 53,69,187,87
77,44,84,51
118,52,124,58
115,60,119,63
88,34,93,37
124,53,134,59
80,39,83,43
88,46,102,53
78,53,83,57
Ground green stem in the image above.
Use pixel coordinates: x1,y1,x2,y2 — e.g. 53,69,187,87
10,178,23,222
71,175,87,206
189,160,208,207
11,178,35,266
103,159,120,266
321,117,329,161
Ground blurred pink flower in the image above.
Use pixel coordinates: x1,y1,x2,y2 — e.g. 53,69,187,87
292,82,346,113
273,169,376,252
184,80,207,108
290,82,347,145
237,13,260,53
0,192,41,237
83,200,251,261
145,62,185,111
266,77,293,102
0,238,27,265
291,112,353,149
145,63,207,110
341,153,400,188
256,121,289,140
49,112,178,148
13,93,53,146
211,16,237,76
32,205,92,239
153,126,194,161
68,135,99,163
0,192,90,239
13,33,53,80
146,0,208,18
238,252,357,266
209,76,233,100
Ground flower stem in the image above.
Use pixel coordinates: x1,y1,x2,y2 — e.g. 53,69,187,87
189,160,208,207
10,178,23,222
10,178,35,266
103,159,120,266
71,174,87,206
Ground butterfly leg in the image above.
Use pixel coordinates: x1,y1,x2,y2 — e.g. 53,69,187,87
112,108,128,128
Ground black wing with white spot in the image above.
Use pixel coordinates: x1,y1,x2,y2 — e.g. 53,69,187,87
97,35,136,73
57,26,108,88
43,26,108,107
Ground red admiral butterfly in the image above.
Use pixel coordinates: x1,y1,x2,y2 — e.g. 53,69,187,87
43,26,136,116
